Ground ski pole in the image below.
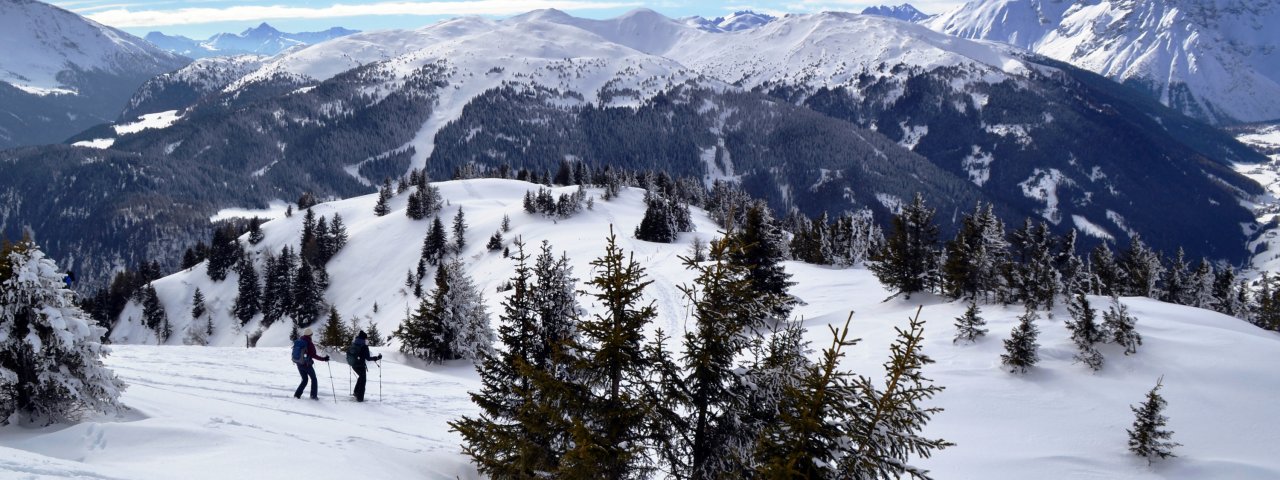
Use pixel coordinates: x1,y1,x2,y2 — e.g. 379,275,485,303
377,360,382,403
326,360,337,404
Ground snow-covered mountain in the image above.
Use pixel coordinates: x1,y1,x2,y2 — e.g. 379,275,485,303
144,23,359,59
6,7,1266,288
31,177,1273,479
0,0,188,148
861,3,933,22
925,0,1280,125
681,10,776,32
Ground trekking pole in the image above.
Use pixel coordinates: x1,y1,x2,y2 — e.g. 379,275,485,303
326,361,337,404
348,366,352,396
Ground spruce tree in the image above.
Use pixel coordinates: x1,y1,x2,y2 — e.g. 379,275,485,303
1066,293,1105,371
452,240,562,477
953,299,987,344
329,213,348,253
730,202,796,323
247,217,265,245
1128,377,1180,464
756,313,859,478
290,260,323,328
142,284,166,334
635,193,678,243
453,206,468,251
1001,307,1040,374
319,306,349,349
1103,298,1142,355
1163,248,1191,305
366,321,385,347
487,230,503,251
502,214,511,233
1120,235,1164,298
374,178,392,216
869,193,941,299
206,225,242,282
1090,243,1122,297
530,241,580,371
191,288,206,322
676,235,765,479
0,239,126,425
406,189,425,219
843,307,952,478
559,230,657,478
233,255,260,326
422,217,448,265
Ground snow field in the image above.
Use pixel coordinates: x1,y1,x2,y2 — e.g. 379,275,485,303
7,178,1280,478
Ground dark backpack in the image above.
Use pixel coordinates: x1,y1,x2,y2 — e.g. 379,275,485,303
291,339,307,364
346,345,358,365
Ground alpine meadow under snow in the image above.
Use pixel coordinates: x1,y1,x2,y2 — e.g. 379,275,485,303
3,179,1279,478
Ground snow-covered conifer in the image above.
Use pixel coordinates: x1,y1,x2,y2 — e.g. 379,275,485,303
1103,298,1142,355
1128,377,1180,464
870,193,941,299
374,178,392,216
953,299,987,344
0,240,126,425
1066,293,1105,371
1001,307,1040,373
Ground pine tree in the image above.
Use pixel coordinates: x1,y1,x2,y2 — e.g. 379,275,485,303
0,239,126,425
635,193,678,243
233,255,260,326
943,202,1007,301
290,260,323,328
451,240,562,477
1212,266,1242,317
729,202,797,323
206,225,242,282
406,189,425,219
142,284,166,334
1163,248,1191,305
487,230,503,251
842,307,953,478
502,214,511,233
1090,243,1122,297
755,313,859,478
953,299,987,344
366,321,385,347
374,178,392,216
1005,220,1059,310
1001,307,1040,374
1066,293,1105,371
1128,377,1180,464
869,193,941,299
530,241,580,371
676,235,765,479
559,229,658,478
300,208,319,264
453,206,468,251
329,213,348,253
422,217,448,265
191,288,206,322
1188,258,1215,309
247,217,265,245
1120,235,1164,298
319,306,349,349
1103,298,1142,355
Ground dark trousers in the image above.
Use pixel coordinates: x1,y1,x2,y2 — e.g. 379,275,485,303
295,363,318,399
353,364,367,401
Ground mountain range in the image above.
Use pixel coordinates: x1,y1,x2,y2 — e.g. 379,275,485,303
925,0,1280,125
0,0,188,149
144,23,360,58
0,6,1263,289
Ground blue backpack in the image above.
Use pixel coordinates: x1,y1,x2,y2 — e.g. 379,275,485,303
291,339,307,364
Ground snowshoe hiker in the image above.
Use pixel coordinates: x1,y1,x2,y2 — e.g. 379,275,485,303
292,328,330,399
346,330,382,402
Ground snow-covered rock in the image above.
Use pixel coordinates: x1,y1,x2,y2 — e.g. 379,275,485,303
861,3,933,22
144,23,359,59
925,0,1280,125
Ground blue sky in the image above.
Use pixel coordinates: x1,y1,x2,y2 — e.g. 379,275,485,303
50,0,961,38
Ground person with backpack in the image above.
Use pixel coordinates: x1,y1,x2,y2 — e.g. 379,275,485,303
292,328,330,399
346,330,382,402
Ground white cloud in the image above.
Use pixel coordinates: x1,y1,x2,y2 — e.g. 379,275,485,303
86,0,642,27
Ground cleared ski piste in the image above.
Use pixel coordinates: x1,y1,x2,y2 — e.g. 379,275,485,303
3,179,1279,478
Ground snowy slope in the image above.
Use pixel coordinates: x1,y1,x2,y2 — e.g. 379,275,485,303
925,0,1280,125
229,13,701,171
681,10,776,32
4,178,1280,478
0,0,185,95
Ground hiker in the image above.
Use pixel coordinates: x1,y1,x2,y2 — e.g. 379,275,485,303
347,330,383,402
292,328,330,399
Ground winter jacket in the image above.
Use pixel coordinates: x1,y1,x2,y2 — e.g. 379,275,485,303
346,337,381,369
295,335,329,365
